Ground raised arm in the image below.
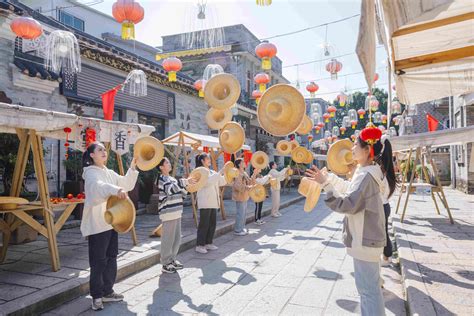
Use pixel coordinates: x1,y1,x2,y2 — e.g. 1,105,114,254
113,168,139,192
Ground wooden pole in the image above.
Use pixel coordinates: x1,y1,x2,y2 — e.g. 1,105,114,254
182,138,198,227
428,155,454,223
400,148,419,223
395,148,412,214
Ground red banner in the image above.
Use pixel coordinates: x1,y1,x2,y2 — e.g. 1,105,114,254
101,85,121,120
223,152,232,163
426,113,439,132
243,150,253,165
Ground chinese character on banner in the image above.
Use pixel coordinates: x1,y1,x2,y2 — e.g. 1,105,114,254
111,128,130,155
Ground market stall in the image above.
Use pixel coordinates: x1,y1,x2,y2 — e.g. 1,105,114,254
0,103,155,271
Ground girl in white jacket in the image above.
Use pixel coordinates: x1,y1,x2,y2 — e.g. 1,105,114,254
81,142,139,311
305,130,396,316
267,162,289,217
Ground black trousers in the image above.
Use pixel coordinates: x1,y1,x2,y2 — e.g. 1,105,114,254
197,208,217,246
255,202,263,221
88,229,118,299
383,203,393,258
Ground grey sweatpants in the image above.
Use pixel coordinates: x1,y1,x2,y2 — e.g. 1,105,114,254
160,218,182,265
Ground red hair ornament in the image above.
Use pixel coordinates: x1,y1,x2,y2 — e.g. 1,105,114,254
360,124,382,158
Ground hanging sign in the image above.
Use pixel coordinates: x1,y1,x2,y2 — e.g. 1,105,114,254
110,127,130,155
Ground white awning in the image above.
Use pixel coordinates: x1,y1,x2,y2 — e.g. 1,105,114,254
357,0,474,105
163,131,251,151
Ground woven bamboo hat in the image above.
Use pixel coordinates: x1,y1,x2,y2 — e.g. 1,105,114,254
187,167,210,193
134,136,164,171
251,151,269,170
204,73,241,110
327,139,354,175
304,149,314,164
0,197,28,211
291,146,311,164
296,115,313,135
219,122,245,154
298,177,321,212
249,183,266,203
257,84,306,136
290,139,300,151
205,108,233,130
276,140,291,155
223,161,239,184
105,196,136,234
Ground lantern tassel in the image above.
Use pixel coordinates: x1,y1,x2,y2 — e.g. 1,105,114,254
259,84,266,92
168,71,177,82
121,22,135,40
198,90,204,98
262,58,271,70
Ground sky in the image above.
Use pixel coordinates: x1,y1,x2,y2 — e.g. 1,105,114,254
92,0,388,102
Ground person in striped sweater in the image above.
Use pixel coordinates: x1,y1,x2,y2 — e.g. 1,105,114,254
157,158,197,274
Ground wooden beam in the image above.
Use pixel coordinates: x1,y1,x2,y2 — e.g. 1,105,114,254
392,12,474,37
395,46,474,71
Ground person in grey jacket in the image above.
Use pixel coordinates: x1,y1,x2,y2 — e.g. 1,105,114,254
306,131,397,316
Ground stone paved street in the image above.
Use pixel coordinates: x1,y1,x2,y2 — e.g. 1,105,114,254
44,196,406,315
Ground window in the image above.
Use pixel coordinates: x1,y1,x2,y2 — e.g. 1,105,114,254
59,11,85,31
138,114,166,140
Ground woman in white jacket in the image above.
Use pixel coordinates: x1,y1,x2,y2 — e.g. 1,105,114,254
305,132,396,316
194,153,227,254
81,142,139,311
267,162,289,217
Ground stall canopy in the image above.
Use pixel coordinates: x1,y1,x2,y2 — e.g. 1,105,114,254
357,0,474,105
163,131,251,151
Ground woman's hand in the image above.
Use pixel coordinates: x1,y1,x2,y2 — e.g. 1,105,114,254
117,189,128,200
187,177,198,186
305,165,327,184
130,157,138,170
252,169,261,178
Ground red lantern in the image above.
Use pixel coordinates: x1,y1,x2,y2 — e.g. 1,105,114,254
63,127,72,159
317,122,325,128
85,128,96,148
306,82,319,98
308,135,314,142
194,79,205,98
162,57,182,82
315,126,321,134
203,146,209,153
252,90,263,105
322,113,331,123
340,126,346,135
10,17,43,40
223,152,232,163
374,73,379,82
255,41,277,70
327,105,337,117
325,58,342,80
360,125,382,158
357,108,366,119
350,120,358,129
112,0,144,40
254,73,270,92
381,114,387,124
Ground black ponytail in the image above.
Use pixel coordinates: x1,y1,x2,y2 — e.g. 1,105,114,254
82,142,102,168
376,138,397,198
195,153,209,168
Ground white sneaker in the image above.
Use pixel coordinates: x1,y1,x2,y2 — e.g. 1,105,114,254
234,231,247,236
277,212,282,216
205,244,218,251
256,220,263,226
195,246,208,254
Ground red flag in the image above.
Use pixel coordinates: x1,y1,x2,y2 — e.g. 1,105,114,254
101,85,121,120
243,150,253,165
426,113,439,132
223,152,231,163
203,146,209,153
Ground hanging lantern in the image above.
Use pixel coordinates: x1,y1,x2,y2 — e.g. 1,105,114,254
324,130,332,143
405,117,414,127
350,134,356,141
407,104,417,116
348,109,357,121
392,99,402,114
322,113,331,123
325,58,342,80
332,135,338,143
63,127,71,159
327,105,337,117
354,129,361,139
308,135,314,143
374,73,379,82
112,0,144,40
389,127,397,137
194,79,206,98
125,69,147,97
256,0,272,5
254,72,270,92
340,126,347,135
337,92,348,107
332,126,340,137
342,116,350,128
162,57,182,82
85,128,96,148
306,82,319,98
350,120,358,129
315,126,321,134
252,90,263,105
365,95,379,111
45,30,81,74
357,108,366,119
381,114,387,124
373,111,382,123
10,16,43,40
393,115,401,126
203,64,224,81
255,41,277,70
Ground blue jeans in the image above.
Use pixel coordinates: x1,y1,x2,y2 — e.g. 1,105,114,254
353,258,386,316
234,201,247,233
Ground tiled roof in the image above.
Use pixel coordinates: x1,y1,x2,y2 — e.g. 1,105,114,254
13,52,60,81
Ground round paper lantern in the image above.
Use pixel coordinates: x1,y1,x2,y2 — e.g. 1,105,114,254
325,58,342,80
315,125,321,134
252,89,263,104
337,92,348,107
322,113,331,123
255,41,277,70
392,99,402,114
360,125,382,146
112,0,144,40
327,105,337,117
162,57,182,82
342,116,350,128
340,126,347,135
373,111,382,123
194,79,206,97
365,95,379,111
306,82,319,98
381,114,387,124
350,120,358,129
357,108,366,119
10,16,43,40
254,72,270,92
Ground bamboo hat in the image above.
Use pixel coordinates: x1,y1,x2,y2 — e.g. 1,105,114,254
134,136,164,171
219,122,245,154
205,108,233,130
105,196,136,234
249,183,266,203
0,197,28,211
204,73,241,110
276,140,291,155
291,146,312,164
298,177,322,212
296,115,313,135
257,84,306,136
223,161,239,184
150,224,162,237
187,167,210,193
304,149,314,164
290,139,300,151
251,151,269,170
327,139,354,176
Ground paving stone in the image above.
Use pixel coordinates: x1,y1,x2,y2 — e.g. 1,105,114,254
0,271,64,289
0,283,37,301
289,276,335,308
280,303,324,315
240,285,295,315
